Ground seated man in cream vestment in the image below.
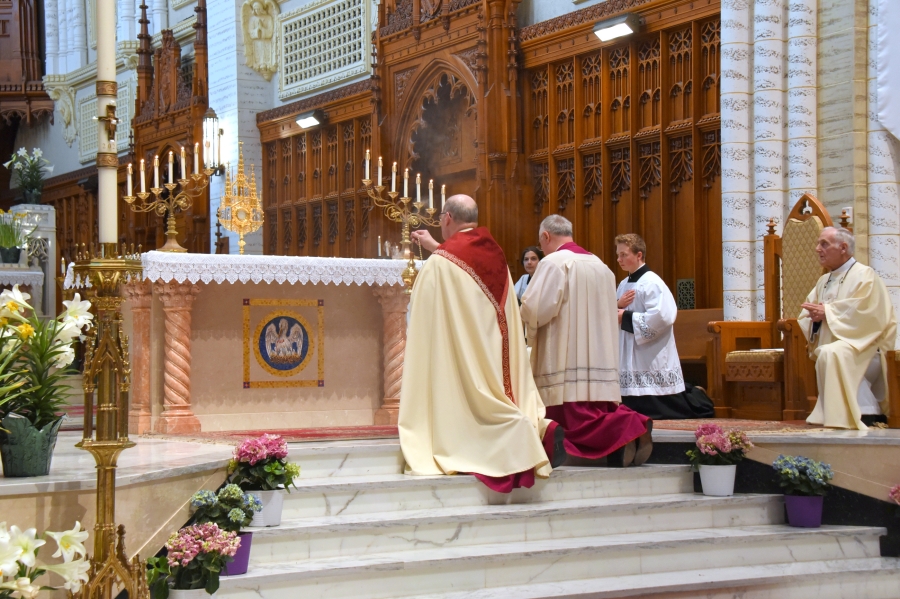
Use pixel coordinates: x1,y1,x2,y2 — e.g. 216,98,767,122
799,227,897,430
521,215,652,467
400,195,565,493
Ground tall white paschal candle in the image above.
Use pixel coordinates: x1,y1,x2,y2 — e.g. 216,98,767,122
95,0,119,243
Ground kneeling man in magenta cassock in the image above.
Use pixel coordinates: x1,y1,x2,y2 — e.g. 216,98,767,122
800,226,897,430
399,195,566,493
521,215,653,466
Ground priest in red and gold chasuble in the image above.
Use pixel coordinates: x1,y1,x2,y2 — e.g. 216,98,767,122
399,195,562,493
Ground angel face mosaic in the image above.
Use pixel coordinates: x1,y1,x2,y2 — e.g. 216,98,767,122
243,298,325,388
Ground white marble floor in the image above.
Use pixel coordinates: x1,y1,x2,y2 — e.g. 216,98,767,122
654,426,900,446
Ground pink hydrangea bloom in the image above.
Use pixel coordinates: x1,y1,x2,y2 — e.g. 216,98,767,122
890,484,900,505
694,423,723,440
234,434,289,464
165,523,239,568
260,434,289,460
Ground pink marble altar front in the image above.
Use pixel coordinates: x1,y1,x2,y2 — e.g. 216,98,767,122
124,252,411,434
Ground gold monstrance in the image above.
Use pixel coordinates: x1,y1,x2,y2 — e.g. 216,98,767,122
217,142,264,254
362,151,442,294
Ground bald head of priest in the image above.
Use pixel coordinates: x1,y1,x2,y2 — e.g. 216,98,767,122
400,195,565,493
800,226,898,429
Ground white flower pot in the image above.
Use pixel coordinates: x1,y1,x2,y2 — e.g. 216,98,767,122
698,464,737,496
169,588,214,598
249,489,284,527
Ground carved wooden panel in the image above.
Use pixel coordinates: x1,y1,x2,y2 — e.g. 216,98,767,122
530,69,549,153
555,61,575,148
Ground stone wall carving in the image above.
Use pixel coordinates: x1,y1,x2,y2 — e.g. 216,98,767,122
242,0,280,82
44,81,77,146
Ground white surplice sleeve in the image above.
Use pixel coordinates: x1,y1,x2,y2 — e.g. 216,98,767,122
631,278,677,346
520,260,566,333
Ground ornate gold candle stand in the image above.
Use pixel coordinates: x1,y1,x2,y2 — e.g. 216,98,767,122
217,143,264,255
71,242,150,599
362,179,439,293
124,168,214,253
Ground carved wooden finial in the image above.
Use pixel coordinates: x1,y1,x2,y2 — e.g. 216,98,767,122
766,217,777,236
840,209,850,229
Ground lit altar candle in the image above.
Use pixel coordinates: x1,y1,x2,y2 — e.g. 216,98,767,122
377,156,383,185
377,235,382,257
365,149,371,180
429,179,434,210
168,151,174,183
416,173,421,203
127,163,133,196
194,143,199,174
441,184,446,209
180,147,186,179
403,168,409,198
391,162,397,192
140,159,146,193
154,155,160,188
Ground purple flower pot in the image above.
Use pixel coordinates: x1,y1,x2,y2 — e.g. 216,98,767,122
222,532,252,575
784,494,824,528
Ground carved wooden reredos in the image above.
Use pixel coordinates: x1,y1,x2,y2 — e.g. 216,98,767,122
257,0,722,308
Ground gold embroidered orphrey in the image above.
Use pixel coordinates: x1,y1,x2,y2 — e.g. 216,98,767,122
243,298,325,388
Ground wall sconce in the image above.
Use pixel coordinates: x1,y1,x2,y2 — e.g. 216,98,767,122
593,14,641,42
296,109,326,129
203,107,224,175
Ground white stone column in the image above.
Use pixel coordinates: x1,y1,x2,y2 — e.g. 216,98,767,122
721,0,755,320
119,0,136,44
58,0,69,72
152,0,168,36
752,0,787,321
44,0,59,75
72,0,88,70
867,0,900,348
786,0,817,205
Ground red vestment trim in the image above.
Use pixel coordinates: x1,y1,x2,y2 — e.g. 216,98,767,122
545,402,649,459
556,241,592,255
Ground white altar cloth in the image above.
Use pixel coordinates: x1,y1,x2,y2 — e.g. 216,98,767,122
0,267,45,315
141,251,420,286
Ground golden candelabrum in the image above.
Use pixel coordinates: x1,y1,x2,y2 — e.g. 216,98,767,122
124,156,214,253
71,242,150,599
217,142,264,255
362,154,444,294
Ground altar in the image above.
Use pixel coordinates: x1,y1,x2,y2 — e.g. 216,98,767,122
115,252,413,434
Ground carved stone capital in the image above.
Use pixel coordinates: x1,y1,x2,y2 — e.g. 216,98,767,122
43,78,77,147
123,280,153,310
156,281,201,310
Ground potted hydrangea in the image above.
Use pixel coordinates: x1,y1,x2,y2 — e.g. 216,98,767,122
686,423,754,496
0,520,91,596
189,484,262,576
227,434,300,526
3,148,53,204
146,523,240,598
0,287,94,477
772,454,834,528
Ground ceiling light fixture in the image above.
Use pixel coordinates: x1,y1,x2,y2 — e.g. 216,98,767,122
593,14,641,42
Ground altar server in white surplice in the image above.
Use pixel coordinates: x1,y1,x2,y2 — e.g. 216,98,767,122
614,234,715,420
800,227,897,430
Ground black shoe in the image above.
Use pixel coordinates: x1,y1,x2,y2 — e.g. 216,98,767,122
861,414,888,427
606,441,636,468
550,424,567,468
634,420,654,466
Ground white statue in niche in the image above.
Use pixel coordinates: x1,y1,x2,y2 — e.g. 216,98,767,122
241,0,280,81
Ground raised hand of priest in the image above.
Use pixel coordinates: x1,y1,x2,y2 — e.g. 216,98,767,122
411,229,440,253
801,301,825,323
617,290,635,308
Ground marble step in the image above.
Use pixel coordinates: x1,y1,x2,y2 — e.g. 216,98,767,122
247,493,784,563
216,525,884,599
417,557,900,599
282,465,694,519
287,440,405,479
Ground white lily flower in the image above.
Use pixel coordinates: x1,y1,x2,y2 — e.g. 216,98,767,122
0,286,31,314
0,540,23,577
32,148,42,158
2,159,11,169
53,346,76,368
61,293,93,329
44,165,54,175
0,522,8,543
0,577,41,599
16,148,27,157
46,521,89,562
8,526,45,568
45,558,90,592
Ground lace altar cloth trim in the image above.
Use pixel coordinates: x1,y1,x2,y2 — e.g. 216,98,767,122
141,251,418,286
0,268,45,287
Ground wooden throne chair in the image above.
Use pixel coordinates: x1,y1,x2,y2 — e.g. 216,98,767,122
707,193,834,421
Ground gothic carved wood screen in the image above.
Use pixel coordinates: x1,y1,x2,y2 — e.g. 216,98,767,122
257,83,375,257
520,6,721,309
